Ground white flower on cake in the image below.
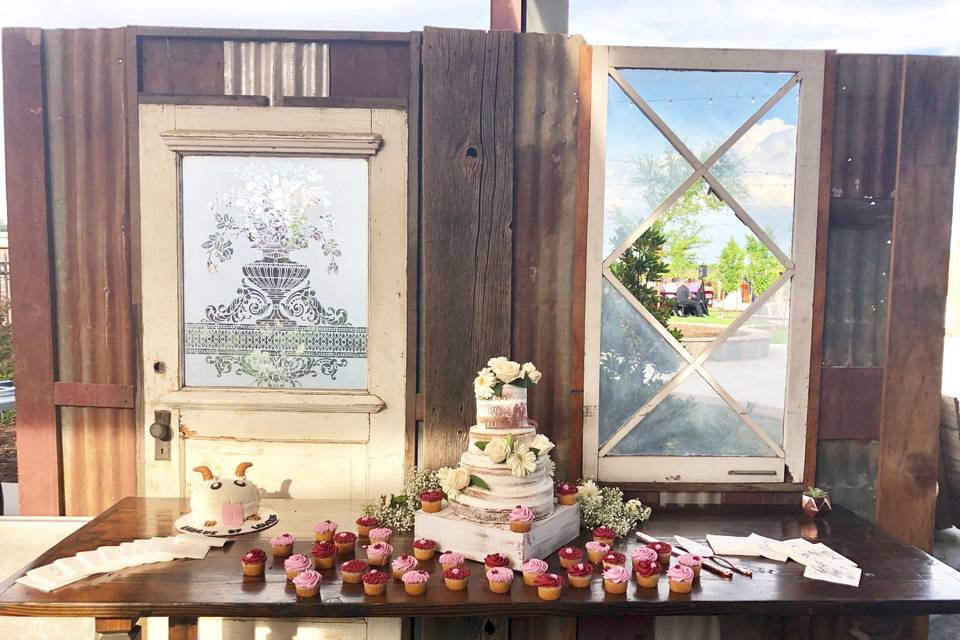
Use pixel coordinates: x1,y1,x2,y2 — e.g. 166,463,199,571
507,443,538,478
484,438,511,464
578,479,601,501
543,457,556,477
436,466,470,500
488,357,522,383
521,362,542,383
530,434,555,458
473,369,497,400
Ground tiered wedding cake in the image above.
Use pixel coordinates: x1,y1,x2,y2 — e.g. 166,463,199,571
442,358,556,524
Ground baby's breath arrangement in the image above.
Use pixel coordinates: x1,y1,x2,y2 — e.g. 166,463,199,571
576,479,652,537
359,468,441,533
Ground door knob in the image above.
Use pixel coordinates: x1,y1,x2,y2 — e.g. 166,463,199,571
149,410,172,461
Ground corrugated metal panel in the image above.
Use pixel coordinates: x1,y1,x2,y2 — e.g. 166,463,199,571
816,439,878,521
43,28,138,516
223,41,329,105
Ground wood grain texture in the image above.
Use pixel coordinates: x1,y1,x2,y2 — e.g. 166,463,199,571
43,29,139,517
512,33,582,482
53,382,135,409
138,37,225,95
876,55,960,552
3,498,960,620
2,28,62,516
421,28,515,468
818,367,883,440
328,41,411,101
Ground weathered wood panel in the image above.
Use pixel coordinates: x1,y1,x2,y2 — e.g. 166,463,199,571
512,33,582,480
1,28,61,516
138,37,225,95
328,41,411,101
421,28,515,469
44,29,138,516
876,55,959,552
818,367,883,440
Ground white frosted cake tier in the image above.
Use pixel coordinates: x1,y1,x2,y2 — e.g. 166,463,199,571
476,385,529,429
448,449,555,524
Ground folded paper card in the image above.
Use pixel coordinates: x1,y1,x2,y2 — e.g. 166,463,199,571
705,534,763,557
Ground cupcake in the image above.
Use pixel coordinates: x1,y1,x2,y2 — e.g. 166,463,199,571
633,559,661,588
401,569,430,596
391,554,419,580
558,546,584,569
334,531,357,554
602,551,627,569
556,482,579,506
484,553,511,570
413,538,437,561
521,558,549,586
284,553,312,580
270,533,295,556
340,559,368,584
678,553,703,577
368,527,393,543
486,567,514,593
365,542,393,567
356,515,379,537
420,490,444,513
311,542,337,570
444,565,471,591
667,564,695,594
631,546,659,566
362,569,389,596
603,565,630,594
241,548,266,577
292,569,321,598
566,562,593,588
314,520,338,542
585,541,610,564
509,505,535,533
438,551,465,571
646,541,672,565
534,573,563,600
592,526,616,546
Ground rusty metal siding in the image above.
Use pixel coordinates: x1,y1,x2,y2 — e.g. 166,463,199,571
43,28,138,516
223,40,330,105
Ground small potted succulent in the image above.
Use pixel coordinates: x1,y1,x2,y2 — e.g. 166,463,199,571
802,486,832,519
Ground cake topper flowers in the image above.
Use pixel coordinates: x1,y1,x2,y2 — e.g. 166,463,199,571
474,357,541,399
474,432,555,478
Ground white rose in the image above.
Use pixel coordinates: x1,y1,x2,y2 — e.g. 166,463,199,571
489,358,522,384
450,467,470,491
436,466,470,500
522,362,542,383
530,434,555,458
507,443,537,478
485,438,511,464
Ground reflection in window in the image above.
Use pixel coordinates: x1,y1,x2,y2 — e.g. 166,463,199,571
182,156,369,389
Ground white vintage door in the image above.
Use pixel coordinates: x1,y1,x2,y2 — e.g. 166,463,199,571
138,104,407,638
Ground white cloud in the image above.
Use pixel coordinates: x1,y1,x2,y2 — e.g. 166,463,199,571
730,117,797,208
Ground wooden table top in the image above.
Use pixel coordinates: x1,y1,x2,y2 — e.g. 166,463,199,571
2,497,960,619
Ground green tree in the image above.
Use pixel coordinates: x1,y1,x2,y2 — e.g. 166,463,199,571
716,237,745,298
744,233,782,297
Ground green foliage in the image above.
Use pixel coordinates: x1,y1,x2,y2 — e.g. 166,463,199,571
468,475,490,491
744,233,782,297
576,480,652,536
716,237,745,297
0,299,12,381
804,486,829,499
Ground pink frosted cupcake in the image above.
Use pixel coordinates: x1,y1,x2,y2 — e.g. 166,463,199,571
603,565,630,594
668,564,695,594
509,505,535,533
678,553,703,577
631,546,659,566
368,527,393,543
586,540,610,564
521,558,549,586
293,569,321,598
365,541,393,567
283,553,311,580
486,567,514,594
402,569,430,595
438,551,465,571
391,553,419,581
314,520,338,542
270,533,295,556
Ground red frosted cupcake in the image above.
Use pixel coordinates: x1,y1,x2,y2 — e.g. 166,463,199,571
420,490,444,513
592,526,616,545
241,548,266,577
356,515,379,537
333,531,357,554
534,572,564,600
566,561,593,588
558,546,584,569
362,569,389,596
413,538,437,561
602,551,626,569
311,542,336,570
444,565,471,591
484,553,511,570
634,559,661,588
556,482,579,506
646,541,672,565
340,559,368,584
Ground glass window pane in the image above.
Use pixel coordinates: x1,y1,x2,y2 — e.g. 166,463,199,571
182,155,368,389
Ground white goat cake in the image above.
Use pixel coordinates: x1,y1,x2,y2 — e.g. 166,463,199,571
189,462,261,528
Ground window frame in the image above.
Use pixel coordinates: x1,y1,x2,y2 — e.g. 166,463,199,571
582,46,825,485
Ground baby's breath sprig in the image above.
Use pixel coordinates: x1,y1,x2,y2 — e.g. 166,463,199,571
359,468,441,533
576,479,652,537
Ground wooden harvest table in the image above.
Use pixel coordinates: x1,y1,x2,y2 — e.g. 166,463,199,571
2,497,960,638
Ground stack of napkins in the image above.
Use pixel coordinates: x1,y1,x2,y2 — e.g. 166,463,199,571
16,534,228,592
706,533,861,587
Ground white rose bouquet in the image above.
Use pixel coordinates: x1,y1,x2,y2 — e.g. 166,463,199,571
473,433,555,478
473,357,542,399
